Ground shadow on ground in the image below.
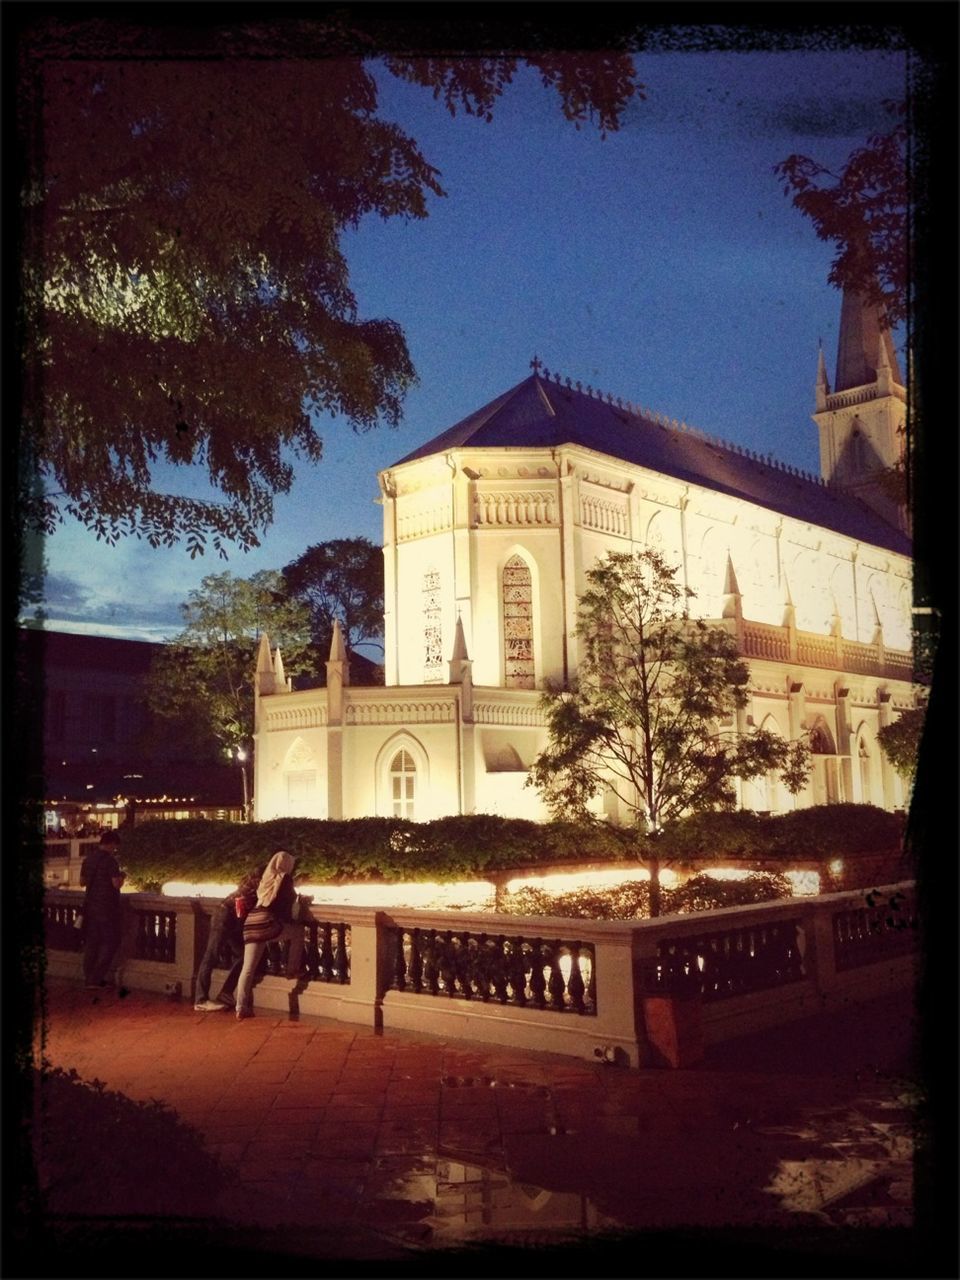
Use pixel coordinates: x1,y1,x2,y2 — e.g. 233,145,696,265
8,1047,934,1279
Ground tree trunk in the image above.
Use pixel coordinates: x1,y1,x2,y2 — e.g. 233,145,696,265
648,852,662,918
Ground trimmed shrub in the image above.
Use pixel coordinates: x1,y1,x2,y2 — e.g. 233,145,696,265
116,814,631,892
658,805,904,863
667,871,792,913
498,872,792,921
114,805,903,893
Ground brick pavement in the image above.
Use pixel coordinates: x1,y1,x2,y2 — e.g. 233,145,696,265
22,976,934,1277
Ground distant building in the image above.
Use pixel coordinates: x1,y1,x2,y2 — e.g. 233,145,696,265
19,628,244,829
250,282,912,823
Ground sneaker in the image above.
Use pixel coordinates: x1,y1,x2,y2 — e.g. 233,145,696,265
236,1007,253,1020
194,1000,229,1012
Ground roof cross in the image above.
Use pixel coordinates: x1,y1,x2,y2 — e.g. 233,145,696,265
529,355,543,374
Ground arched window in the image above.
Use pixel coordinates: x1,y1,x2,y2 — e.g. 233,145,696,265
809,723,839,805
423,569,443,683
502,555,534,688
390,749,416,819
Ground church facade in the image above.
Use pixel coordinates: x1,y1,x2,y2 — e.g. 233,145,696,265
252,286,914,825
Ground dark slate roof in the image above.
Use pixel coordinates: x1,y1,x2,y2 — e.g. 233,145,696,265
19,627,162,674
392,374,910,555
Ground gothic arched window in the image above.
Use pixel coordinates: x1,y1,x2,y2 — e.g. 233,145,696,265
502,555,534,688
809,723,839,805
390,749,416,819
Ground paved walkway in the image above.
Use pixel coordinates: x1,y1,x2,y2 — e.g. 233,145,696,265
23,977,934,1277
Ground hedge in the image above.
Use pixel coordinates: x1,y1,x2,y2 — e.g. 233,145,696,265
499,871,793,921
113,805,904,893
116,814,630,891
656,804,905,863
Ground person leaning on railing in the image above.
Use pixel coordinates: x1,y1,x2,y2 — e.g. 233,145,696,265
234,851,305,1020
79,830,126,989
193,863,266,1012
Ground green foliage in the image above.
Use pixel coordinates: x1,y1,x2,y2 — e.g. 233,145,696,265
499,871,792,922
35,1066,229,1217
282,537,384,679
19,20,636,552
115,806,900,894
657,804,905,863
667,871,792,913
144,570,311,758
876,705,926,785
116,814,630,892
531,549,809,835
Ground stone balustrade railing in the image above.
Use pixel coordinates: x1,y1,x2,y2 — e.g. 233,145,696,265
43,884,917,1067
741,619,912,681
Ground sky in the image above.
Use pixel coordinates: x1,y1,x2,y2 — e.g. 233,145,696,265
34,42,909,643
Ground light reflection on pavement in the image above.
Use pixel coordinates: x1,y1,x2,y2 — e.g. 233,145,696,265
33,979,922,1264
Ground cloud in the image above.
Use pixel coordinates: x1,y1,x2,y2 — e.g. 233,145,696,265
625,50,905,145
762,96,899,140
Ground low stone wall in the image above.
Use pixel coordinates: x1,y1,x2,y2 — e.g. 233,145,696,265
43,883,918,1068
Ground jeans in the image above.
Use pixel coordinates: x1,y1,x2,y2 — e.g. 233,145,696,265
235,923,305,1013
195,906,244,1004
83,910,121,985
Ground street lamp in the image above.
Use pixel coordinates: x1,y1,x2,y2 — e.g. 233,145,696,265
234,746,251,822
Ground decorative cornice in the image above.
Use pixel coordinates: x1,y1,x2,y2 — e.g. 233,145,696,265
264,706,328,730
345,700,456,726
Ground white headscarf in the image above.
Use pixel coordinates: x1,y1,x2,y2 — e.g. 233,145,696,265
256,850,295,908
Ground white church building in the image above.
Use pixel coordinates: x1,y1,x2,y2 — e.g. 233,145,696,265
252,284,914,825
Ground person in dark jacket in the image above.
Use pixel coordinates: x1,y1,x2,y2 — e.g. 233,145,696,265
79,831,125,988
193,864,265,1012
234,851,305,1020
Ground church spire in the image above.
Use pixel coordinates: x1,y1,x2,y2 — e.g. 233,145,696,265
255,632,277,696
812,259,907,531
328,617,347,664
833,278,901,392
815,341,830,411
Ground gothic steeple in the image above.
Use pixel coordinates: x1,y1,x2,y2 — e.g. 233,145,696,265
833,280,902,392
812,275,907,532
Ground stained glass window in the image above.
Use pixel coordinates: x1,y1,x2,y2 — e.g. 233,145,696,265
503,555,534,688
423,569,443,683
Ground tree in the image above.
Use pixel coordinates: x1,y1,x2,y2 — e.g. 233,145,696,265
529,550,808,916
144,571,311,775
16,18,637,554
775,101,907,327
282,537,384,681
877,700,927,791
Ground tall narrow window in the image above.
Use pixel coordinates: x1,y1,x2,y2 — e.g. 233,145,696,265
390,749,416,818
503,555,534,688
858,737,872,804
423,569,443,683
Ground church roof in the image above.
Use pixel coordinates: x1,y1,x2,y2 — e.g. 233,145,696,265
391,371,910,555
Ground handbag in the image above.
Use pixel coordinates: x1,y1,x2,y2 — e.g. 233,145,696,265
243,907,283,944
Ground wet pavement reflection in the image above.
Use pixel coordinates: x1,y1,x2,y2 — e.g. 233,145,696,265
31,978,922,1268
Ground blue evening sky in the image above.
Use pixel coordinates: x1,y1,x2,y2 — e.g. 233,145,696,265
37,46,908,643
